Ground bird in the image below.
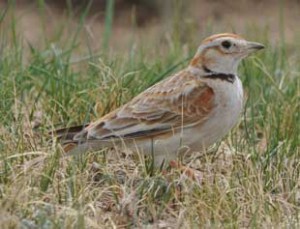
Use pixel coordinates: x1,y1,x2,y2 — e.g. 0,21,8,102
53,33,264,168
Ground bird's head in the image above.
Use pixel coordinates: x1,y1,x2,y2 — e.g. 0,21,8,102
190,33,264,75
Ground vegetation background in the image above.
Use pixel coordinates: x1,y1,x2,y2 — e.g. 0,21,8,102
0,0,299,228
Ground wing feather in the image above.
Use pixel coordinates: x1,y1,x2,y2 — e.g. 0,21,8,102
75,70,215,141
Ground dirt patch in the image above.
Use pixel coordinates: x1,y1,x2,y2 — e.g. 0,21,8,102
1,0,299,53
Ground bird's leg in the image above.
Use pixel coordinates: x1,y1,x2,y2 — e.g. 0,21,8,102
169,160,202,183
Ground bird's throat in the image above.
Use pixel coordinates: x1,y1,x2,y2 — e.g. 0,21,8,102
202,65,236,83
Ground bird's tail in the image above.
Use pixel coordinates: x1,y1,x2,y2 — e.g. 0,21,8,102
49,124,89,152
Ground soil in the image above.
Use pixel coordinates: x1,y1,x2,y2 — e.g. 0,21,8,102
0,0,299,52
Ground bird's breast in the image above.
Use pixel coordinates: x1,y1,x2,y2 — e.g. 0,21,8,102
188,77,244,147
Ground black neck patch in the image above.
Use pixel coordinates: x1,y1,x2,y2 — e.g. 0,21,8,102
202,65,235,84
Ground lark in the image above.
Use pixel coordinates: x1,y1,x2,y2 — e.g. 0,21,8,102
54,33,264,167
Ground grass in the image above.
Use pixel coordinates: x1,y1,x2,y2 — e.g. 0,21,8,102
0,2,300,228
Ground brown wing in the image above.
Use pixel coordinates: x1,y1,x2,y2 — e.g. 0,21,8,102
72,70,215,142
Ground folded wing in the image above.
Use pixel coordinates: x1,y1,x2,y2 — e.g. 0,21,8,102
73,70,215,142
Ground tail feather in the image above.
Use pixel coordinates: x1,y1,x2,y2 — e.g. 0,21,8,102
50,124,89,144
50,124,124,154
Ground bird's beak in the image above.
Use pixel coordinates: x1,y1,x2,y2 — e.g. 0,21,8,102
246,41,265,52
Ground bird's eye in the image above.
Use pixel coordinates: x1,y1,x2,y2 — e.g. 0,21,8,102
221,40,232,49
